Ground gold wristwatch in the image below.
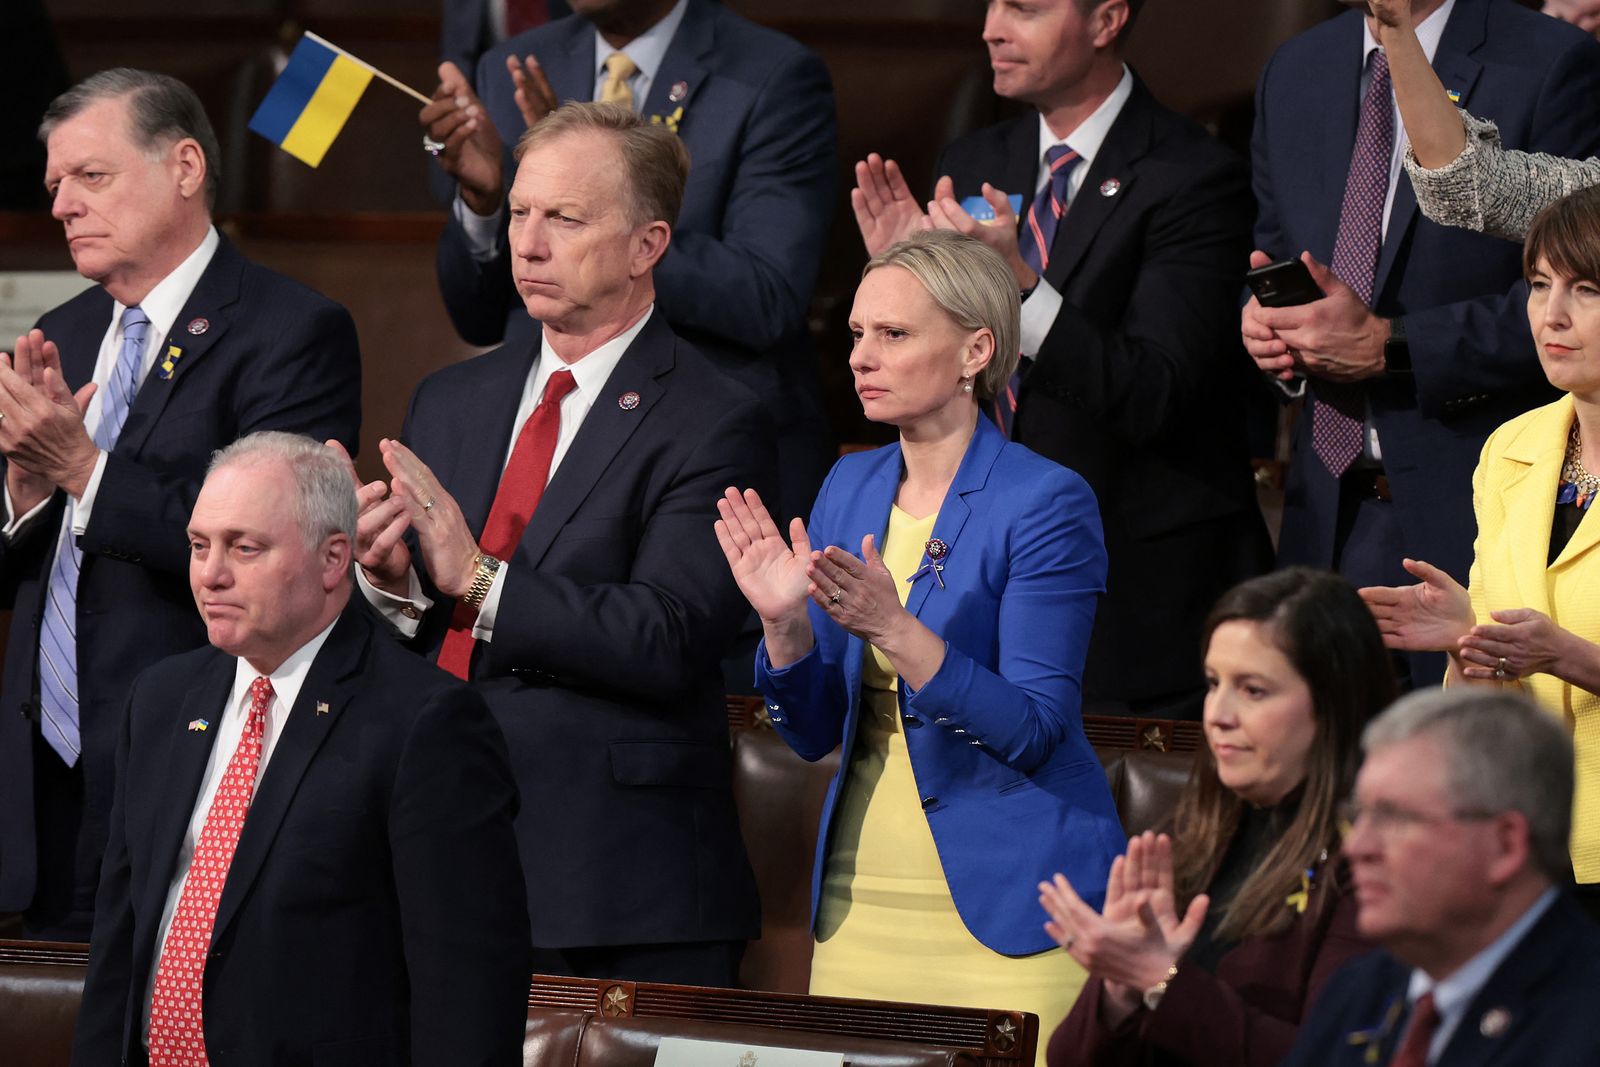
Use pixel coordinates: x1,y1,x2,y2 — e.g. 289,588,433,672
460,554,502,610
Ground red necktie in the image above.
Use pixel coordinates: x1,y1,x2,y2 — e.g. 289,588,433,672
437,369,577,679
147,677,274,1065
1390,991,1440,1067
504,0,549,38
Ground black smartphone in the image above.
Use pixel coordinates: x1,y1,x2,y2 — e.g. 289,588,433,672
1246,260,1324,308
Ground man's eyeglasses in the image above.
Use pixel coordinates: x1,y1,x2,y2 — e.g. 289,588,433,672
1337,799,1502,838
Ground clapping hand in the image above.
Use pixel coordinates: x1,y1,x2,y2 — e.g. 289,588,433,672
924,176,1037,291
0,328,100,501
419,62,506,216
1458,607,1575,682
326,440,413,598
851,153,927,257
506,53,559,130
1358,557,1474,652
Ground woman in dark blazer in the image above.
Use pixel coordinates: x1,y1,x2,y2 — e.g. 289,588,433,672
1040,569,1392,1067
716,230,1123,1051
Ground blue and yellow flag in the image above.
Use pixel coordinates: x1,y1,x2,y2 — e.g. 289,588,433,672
248,34,374,168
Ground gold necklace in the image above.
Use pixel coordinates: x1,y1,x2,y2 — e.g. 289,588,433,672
1561,420,1600,509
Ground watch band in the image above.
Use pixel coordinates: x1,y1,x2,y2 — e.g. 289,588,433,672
460,554,501,610
1384,316,1412,375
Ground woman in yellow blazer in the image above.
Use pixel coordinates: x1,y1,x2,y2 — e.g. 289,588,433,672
1361,187,1600,917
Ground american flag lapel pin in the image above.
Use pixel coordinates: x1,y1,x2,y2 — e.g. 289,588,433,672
316,701,330,716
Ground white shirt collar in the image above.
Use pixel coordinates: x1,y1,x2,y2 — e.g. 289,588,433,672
225,613,341,744
533,304,654,407
1405,887,1558,1056
1363,0,1455,65
592,0,688,87
112,225,219,346
1035,65,1134,178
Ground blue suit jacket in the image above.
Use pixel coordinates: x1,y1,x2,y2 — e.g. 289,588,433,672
1253,0,1600,582
435,0,836,516
0,236,362,914
1281,893,1600,1066
756,419,1125,955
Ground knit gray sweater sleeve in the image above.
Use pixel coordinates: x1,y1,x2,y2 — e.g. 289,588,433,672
1403,110,1600,241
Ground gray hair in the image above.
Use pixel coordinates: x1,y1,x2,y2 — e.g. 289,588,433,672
514,101,689,229
1364,688,1574,884
39,68,221,210
864,230,1021,402
208,432,357,551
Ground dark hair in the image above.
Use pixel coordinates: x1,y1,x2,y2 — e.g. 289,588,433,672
1523,185,1600,284
39,68,221,210
1171,567,1396,941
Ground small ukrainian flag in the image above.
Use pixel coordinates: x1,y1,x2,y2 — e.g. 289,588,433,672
249,33,374,168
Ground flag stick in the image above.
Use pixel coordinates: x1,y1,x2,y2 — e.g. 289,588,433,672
304,30,432,105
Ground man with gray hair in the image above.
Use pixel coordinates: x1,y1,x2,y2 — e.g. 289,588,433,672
73,432,528,1066
1282,688,1600,1066
0,69,361,938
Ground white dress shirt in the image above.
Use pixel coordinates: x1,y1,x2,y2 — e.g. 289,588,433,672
141,617,340,1042
361,306,653,639
1017,66,1134,358
454,0,691,259
3,226,220,538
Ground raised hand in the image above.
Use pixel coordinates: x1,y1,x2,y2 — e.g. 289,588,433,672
925,177,1037,290
714,487,811,623
507,53,558,130
419,62,506,216
0,328,99,499
807,534,908,645
1458,607,1577,681
1359,557,1474,652
851,153,927,257
380,438,481,598
326,439,412,597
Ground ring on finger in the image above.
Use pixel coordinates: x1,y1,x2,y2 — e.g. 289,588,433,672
1063,936,1075,951
422,496,437,513
828,588,843,605
422,134,446,156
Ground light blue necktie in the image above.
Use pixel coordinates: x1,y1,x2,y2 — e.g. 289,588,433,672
38,305,148,764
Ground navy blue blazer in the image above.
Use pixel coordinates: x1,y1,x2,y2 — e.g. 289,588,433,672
398,310,774,948
435,0,836,519
0,236,362,914
1281,893,1600,1066
72,606,530,1067
1253,0,1600,582
756,418,1125,955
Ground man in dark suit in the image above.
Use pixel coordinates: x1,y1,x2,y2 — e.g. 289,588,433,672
1243,0,1600,685
1282,688,1600,1066
73,433,529,1066
420,0,835,523
0,69,361,939
850,0,1270,720
353,102,771,985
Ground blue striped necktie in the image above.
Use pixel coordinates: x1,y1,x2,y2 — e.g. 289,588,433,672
38,305,148,764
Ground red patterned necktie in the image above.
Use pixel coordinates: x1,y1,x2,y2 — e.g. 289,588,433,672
504,0,549,38
147,676,274,1065
1315,47,1393,478
1390,991,1439,1067
437,369,577,680
999,145,1081,437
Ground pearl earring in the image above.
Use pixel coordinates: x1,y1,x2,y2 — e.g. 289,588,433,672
962,375,974,394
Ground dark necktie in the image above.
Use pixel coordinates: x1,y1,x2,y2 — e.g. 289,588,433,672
504,0,549,38
1000,144,1081,436
436,369,577,679
1315,47,1393,478
1390,991,1439,1067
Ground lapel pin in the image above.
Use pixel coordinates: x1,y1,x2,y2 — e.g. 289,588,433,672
1446,89,1462,105
908,538,949,590
1099,178,1121,198
618,391,641,411
187,718,210,732
668,80,688,103
316,701,330,716
157,344,184,381
1479,1007,1512,1038
186,317,209,336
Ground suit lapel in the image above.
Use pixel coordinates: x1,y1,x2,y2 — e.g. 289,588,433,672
56,288,112,393
906,421,1002,622
143,656,233,911
1498,400,1569,614
210,610,370,943
839,446,901,705
545,13,598,101
642,0,711,123
1046,79,1151,289
115,237,241,459
453,347,538,536
514,312,672,566
1306,16,1365,262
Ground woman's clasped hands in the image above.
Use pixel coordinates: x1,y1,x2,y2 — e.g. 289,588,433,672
1038,832,1209,1028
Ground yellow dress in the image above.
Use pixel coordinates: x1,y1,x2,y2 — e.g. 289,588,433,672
808,506,1085,1067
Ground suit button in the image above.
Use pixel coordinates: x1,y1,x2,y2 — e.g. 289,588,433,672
902,715,922,728
951,727,967,735
921,796,938,810
968,739,982,746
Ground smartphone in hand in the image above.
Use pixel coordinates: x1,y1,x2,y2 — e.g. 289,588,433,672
1246,260,1324,308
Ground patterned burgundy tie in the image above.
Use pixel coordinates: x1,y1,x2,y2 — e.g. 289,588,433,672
1315,47,1393,478
1001,145,1082,436
147,677,273,1065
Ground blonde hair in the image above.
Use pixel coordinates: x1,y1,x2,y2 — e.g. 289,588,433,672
513,101,690,228
863,231,1020,401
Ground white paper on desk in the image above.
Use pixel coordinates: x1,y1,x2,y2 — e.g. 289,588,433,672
0,273,95,344
653,1036,844,1067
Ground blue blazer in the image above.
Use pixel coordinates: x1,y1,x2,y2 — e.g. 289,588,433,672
757,419,1125,955
1253,0,1600,583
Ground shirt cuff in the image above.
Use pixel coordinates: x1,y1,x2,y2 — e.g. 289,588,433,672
68,450,111,536
470,560,511,641
2,480,55,540
452,194,504,263
1019,278,1065,358
356,565,433,638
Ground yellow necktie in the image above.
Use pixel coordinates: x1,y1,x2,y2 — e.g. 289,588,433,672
600,53,638,110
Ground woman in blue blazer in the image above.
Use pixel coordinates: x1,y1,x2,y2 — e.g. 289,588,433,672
716,231,1123,1048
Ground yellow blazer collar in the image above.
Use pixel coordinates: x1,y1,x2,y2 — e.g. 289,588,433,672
1499,397,1599,600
